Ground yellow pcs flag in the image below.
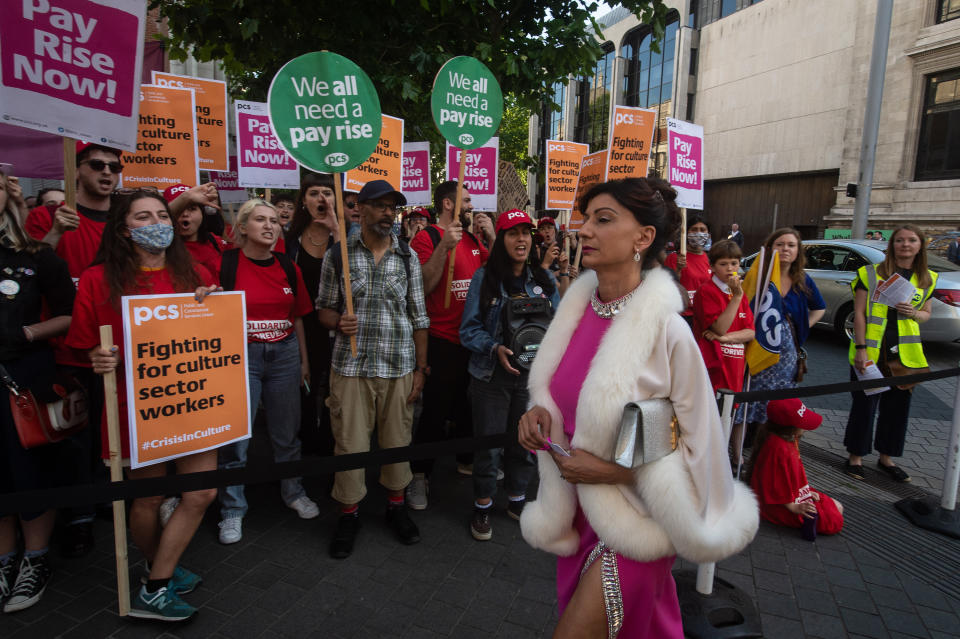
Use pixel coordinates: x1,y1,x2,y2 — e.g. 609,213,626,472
745,254,783,375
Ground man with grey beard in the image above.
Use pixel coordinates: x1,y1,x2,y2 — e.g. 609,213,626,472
316,180,430,559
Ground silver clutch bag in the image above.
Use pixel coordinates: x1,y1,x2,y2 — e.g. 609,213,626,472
613,399,680,468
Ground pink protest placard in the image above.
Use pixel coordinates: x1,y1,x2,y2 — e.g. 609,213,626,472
235,100,299,190
445,137,498,212
402,141,431,207
0,0,145,150
209,156,248,204
666,118,704,210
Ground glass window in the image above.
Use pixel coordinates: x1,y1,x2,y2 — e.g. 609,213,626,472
573,45,615,151
622,14,679,110
721,0,737,18
915,69,960,181
939,0,960,23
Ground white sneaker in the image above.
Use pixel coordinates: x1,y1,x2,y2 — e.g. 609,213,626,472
287,496,320,520
218,517,242,545
159,496,180,528
406,474,428,510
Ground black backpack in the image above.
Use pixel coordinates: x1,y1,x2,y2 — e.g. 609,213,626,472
219,248,299,295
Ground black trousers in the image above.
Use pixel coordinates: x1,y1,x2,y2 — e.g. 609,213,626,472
843,366,913,457
411,335,473,475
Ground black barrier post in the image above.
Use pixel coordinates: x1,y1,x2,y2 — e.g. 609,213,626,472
895,371,960,538
676,393,762,639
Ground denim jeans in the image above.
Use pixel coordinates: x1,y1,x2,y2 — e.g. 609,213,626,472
219,335,306,519
469,367,535,500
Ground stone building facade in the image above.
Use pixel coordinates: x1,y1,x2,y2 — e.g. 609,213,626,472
528,0,960,252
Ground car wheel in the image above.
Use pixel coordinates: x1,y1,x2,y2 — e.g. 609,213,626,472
835,302,854,342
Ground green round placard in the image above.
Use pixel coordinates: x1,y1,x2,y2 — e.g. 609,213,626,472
268,51,382,173
431,56,503,150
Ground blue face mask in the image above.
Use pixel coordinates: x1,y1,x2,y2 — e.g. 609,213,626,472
128,223,174,254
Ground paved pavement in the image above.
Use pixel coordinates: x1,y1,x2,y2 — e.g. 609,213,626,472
2,330,960,638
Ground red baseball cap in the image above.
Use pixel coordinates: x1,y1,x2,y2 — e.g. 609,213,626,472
538,216,557,228
75,141,122,159
163,183,192,203
496,209,534,233
403,207,429,221
766,398,822,431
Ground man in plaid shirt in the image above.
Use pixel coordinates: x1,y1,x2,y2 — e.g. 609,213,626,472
317,180,430,559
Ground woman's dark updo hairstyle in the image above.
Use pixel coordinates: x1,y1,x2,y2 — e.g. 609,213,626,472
479,226,555,309
289,172,336,241
578,177,682,270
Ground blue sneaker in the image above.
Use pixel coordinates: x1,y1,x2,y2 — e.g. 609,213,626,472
128,584,197,621
170,565,201,595
140,565,201,595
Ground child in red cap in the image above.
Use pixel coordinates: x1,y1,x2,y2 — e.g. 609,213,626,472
748,398,844,539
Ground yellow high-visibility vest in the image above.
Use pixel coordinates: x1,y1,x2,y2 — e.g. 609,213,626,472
847,264,938,368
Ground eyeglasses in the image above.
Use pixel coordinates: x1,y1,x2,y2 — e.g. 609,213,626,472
366,201,397,213
345,201,357,209
114,187,160,195
80,159,124,173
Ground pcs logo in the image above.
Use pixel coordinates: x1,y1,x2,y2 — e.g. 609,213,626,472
133,304,180,326
325,152,348,168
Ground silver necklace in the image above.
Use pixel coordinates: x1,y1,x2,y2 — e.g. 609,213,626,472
590,282,642,319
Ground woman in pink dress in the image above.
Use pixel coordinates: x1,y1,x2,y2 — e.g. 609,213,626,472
518,177,759,638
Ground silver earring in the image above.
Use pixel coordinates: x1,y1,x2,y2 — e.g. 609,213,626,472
633,250,641,262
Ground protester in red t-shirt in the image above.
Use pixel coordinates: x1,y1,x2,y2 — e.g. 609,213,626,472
406,180,494,507
65,190,220,621
693,240,755,395
664,214,712,319
216,199,319,546
163,184,228,280
748,399,844,540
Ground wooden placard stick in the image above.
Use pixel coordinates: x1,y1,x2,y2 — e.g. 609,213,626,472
264,187,272,202
62,137,77,210
443,154,467,309
680,207,687,257
574,236,583,276
563,209,571,265
333,174,358,357
99,325,130,616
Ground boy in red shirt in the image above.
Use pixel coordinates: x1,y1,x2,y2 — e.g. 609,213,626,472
693,240,755,394
748,398,844,539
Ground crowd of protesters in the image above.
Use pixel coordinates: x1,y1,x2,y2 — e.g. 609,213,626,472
0,146,938,631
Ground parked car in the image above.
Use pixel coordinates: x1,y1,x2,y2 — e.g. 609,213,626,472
741,239,960,342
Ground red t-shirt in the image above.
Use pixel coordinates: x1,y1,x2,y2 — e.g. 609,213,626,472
750,434,843,534
185,234,228,281
664,251,711,316
410,224,488,343
65,263,216,458
693,278,754,393
26,204,107,282
232,252,313,342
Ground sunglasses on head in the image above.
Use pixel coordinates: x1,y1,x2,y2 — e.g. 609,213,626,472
80,159,123,173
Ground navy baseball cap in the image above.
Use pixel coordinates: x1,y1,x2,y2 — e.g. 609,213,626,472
357,180,406,206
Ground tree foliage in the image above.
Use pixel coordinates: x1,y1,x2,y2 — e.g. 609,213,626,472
153,0,669,173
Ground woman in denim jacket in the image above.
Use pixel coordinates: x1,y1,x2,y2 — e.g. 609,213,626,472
460,209,560,541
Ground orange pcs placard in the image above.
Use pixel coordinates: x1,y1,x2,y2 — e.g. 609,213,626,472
120,84,200,191
544,139,589,210
152,72,229,171
568,150,609,231
606,105,657,179
121,292,250,468
345,114,404,192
